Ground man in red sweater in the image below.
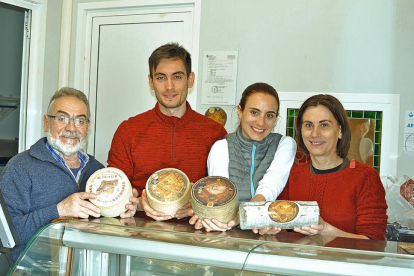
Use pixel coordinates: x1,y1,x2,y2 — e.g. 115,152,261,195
108,43,227,221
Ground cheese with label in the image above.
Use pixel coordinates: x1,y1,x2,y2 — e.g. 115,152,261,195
239,200,320,229
191,176,238,223
146,168,191,217
86,167,133,217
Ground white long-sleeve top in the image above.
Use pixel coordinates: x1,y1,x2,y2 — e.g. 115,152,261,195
207,135,297,202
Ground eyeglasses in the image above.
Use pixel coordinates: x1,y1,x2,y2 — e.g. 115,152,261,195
47,115,89,128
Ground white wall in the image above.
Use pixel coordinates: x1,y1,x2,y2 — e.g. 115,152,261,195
41,0,62,132
393,1,414,179
40,0,414,176
68,0,117,86
196,0,414,177
42,0,112,117
197,0,398,124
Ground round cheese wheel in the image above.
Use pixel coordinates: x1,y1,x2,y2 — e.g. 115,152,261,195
205,107,227,126
85,167,133,217
145,168,190,217
191,176,238,223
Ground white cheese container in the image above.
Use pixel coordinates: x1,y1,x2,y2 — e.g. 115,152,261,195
86,167,133,217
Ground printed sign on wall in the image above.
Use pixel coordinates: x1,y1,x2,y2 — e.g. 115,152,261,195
404,110,414,151
201,51,238,105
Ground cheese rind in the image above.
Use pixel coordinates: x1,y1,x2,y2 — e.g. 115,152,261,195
191,176,238,223
239,201,320,229
86,167,133,217
146,168,191,217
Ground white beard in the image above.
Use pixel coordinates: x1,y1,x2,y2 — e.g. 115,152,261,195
47,130,86,157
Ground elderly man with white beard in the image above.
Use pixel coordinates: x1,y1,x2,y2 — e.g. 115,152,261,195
0,87,138,262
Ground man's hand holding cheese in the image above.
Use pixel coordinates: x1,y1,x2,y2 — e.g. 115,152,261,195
0,87,137,262
57,192,101,218
107,43,227,221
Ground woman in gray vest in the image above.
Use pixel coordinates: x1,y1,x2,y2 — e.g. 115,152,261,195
190,82,296,234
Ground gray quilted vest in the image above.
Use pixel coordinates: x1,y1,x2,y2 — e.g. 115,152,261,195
227,128,282,202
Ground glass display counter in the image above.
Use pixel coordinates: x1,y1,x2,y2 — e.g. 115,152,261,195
8,217,414,275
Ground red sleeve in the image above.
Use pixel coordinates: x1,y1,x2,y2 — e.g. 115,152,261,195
107,121,134,181
218,125,227,140
355,168,388,240
277,164,300,200
277,179,290,200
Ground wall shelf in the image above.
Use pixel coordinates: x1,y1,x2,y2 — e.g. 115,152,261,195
0,95,20,123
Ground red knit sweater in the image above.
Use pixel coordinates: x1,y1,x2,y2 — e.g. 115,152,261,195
108,102,227,194
278,161,388,240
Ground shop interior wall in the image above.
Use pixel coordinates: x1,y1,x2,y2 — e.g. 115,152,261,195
195,0,414,178
40,0,62,136
40,0,413,177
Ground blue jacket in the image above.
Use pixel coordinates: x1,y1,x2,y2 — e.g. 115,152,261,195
0,138,104,260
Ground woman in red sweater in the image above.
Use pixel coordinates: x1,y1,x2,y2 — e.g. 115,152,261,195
278,94,387,240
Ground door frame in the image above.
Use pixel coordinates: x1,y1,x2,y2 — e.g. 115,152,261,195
72,0,201,109
1,0,47,150
87,11,194,160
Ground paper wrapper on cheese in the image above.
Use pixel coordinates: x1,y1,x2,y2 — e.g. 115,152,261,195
191,176,238,223
86,168,133,217
146,168,191,217
239,200,319,230
400,176,414,208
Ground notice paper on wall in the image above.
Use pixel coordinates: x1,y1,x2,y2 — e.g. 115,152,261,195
404,110,414,151
201,51,238,105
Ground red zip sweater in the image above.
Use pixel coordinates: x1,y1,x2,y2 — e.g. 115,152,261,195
108,102,227,194
278,160,388,240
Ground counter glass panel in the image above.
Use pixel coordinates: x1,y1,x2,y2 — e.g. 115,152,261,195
9,217,414,275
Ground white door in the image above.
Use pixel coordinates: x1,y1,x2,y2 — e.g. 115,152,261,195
86,12,194,165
